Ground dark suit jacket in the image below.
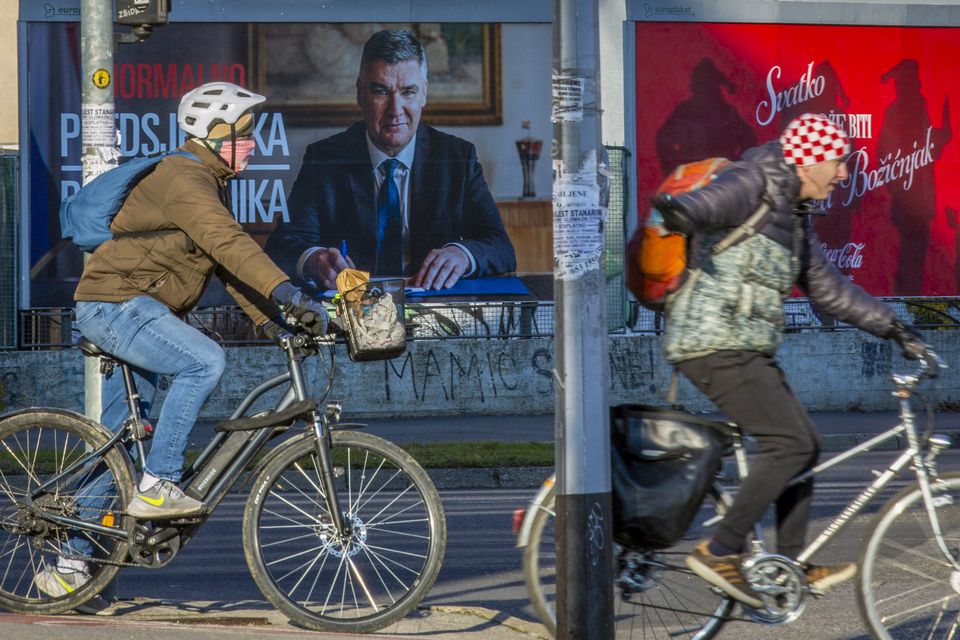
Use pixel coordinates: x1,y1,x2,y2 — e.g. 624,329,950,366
266,122,516,287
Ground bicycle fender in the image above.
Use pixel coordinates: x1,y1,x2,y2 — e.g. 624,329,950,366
0,407,115,440
515,475,556,548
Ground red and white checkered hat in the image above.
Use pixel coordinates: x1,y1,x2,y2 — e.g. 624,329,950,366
779,113,851,167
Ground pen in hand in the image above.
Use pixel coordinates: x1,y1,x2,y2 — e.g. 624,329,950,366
340,240,348,259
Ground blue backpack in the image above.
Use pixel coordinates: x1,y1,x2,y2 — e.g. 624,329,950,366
58,150,199,252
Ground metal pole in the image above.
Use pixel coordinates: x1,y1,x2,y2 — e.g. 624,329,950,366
81,0,120,607
552,0,613,637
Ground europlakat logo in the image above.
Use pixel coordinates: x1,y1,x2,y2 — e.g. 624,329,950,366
43,3,80,20
643,3,695,18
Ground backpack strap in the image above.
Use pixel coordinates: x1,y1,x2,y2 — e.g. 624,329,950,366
711,174,776,256
110,151,203,246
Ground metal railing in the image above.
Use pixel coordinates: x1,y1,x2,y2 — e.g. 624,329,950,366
628,297,960,334
15,296,959,350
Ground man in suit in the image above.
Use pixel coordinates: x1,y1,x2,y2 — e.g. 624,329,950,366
266,28,516,291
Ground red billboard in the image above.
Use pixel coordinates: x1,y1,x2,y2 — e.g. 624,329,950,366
634,22,958,296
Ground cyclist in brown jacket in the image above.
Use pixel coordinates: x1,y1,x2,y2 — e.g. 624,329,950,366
36,82,326,597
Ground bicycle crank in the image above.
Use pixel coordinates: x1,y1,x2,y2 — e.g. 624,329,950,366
129,523,182,568
741,554,806,625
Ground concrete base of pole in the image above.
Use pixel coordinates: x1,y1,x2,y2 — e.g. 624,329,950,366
556,491,614,639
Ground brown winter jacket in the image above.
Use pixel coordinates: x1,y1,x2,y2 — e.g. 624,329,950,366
74,140,289,326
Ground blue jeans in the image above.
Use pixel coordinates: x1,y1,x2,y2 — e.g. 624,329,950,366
75,296,227,482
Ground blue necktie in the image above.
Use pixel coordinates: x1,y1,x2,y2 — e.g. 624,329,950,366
376,158,403,275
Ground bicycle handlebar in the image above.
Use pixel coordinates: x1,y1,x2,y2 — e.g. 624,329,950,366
895,347,946,389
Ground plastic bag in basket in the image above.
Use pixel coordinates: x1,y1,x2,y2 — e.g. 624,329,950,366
336,268,370,304
352,289,405,349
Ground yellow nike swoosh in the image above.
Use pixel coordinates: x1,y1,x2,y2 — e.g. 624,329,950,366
54,573,76,593
137,493,165,507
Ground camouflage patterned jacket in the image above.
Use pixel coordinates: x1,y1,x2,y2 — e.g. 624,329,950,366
661,141,897,364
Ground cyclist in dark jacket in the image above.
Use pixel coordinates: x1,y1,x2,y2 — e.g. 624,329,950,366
653,113,929,608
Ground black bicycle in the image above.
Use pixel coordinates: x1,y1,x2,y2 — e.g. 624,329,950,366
0,306,446,633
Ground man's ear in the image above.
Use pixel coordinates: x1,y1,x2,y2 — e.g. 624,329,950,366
356,79,362,107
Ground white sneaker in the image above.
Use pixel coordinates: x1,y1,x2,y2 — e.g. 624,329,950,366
126,480,204,519
34,565,91,598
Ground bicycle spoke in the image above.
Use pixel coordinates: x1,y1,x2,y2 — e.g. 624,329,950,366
861,472,960,640
245,431,444,632
0,412,132,612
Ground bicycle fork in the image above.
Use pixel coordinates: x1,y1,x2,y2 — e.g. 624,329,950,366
283,338,350,537
309,410,351,537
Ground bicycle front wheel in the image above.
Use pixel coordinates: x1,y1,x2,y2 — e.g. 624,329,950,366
521,484,734,639
0,410,135,614
859,471,960,639
242,430,447,633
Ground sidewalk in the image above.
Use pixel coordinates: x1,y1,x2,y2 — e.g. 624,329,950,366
0,598,549,639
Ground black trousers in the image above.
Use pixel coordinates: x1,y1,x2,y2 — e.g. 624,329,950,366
676,351,820,559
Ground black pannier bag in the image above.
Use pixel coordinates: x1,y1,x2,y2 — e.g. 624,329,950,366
610,404,733,550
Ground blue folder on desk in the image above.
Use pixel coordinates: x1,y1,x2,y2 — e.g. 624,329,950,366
405,276,530,298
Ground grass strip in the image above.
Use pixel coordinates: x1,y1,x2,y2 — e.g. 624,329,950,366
0,441,555,475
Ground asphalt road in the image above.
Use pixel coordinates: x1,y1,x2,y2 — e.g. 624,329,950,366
2,449,959,639
185,410,960,450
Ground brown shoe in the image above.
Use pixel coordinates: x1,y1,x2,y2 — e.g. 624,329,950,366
685,541,763,609
805,562,857,593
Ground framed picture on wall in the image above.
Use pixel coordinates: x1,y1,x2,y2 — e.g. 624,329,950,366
250,23,502,126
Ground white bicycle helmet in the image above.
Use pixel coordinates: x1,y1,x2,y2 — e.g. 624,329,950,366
177,82,266,139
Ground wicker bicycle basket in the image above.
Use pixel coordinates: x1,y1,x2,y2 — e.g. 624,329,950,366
335,278,406,361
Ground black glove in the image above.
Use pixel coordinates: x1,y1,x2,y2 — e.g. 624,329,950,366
270,281,330,337
650,193,693,235
888,320,928,360
258,318,292,345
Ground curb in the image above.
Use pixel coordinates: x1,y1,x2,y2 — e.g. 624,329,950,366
47,598,549,639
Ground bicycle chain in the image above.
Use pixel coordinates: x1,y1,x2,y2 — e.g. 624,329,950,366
33,505,191,569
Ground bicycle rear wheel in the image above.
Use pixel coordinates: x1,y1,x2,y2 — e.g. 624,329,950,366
521,484,734,639
242,430,447,633
858,471,960,639
0,410,135,614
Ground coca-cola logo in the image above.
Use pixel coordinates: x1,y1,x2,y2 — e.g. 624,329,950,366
756,61,824,126
821,242,865,270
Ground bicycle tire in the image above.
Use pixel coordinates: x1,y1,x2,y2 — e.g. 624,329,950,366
522,483,557,636
0,409,135,614
521,483,734,639
858,470,960,639
242,430,447,633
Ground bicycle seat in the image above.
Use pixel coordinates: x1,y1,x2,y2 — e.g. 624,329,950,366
77,337,113,359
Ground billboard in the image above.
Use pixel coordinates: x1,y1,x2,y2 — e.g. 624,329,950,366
22,19,551,307
634,22,958,296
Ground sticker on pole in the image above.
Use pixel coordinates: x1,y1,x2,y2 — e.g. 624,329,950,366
552,75,584,122
553,178,604,280
92,68,111,89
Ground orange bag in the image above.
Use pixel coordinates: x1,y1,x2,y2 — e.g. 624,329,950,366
626,158,730,311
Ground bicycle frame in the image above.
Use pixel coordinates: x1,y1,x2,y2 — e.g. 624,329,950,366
24,334,352,553
732,363,960,572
